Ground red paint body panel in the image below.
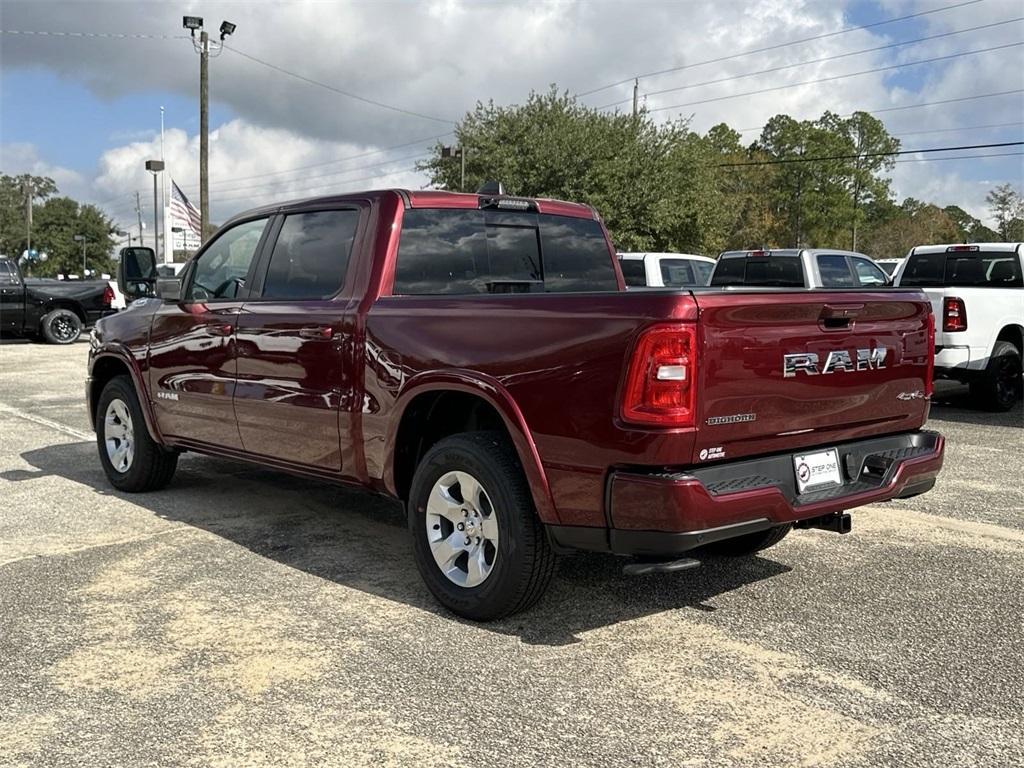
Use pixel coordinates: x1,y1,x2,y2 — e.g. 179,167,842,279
86,188,944,551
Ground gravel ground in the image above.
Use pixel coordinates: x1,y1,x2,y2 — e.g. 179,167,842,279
1,338,1021,767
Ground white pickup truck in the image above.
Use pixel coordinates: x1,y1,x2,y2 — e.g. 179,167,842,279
709,248,891,288
618,252,716,287
894,243,1023,411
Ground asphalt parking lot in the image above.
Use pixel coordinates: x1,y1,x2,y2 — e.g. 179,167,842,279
1,339,1021,767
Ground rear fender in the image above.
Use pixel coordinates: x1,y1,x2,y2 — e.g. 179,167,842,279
383,370,559,525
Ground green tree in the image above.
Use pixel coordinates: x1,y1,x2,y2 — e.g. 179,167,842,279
0,173,59,256
986,183,1024,240
859,200,961,259
942,205,1000,242
29,197,116,277
418,87,719,253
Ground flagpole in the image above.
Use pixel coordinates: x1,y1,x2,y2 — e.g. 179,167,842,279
160,106,171,264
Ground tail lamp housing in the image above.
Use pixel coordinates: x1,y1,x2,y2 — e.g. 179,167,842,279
943,297,967,332
102,284,115,307
621,323,697,427
925,310,935,397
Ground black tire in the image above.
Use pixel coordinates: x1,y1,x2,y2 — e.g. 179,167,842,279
40,308,83,344
970,341,1022,412
408,431,555,621
701,524,792,557
96,375,178,492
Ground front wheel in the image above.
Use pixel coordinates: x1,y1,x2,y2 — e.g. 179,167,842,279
408,432,555,621
970,341,1022,412
96,375,178,492
40,308,82,344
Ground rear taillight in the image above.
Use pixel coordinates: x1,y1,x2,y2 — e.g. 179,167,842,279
943,297,967,332
621,323,697,427
102,284,115,307
926,311,935,397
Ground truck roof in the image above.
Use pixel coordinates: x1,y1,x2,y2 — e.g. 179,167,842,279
718,248,872,259
221,188,597,229
909,242,1022,255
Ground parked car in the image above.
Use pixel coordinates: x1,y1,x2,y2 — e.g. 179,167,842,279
894,243,1022,411
87,188,944,620
709,248,891,288
0,257,114,344
618,252,715,287
876,258,904,277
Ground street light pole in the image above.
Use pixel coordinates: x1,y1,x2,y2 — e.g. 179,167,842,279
199,28,209,243
145,160,165,256
183,16,236,245
73,234,87,276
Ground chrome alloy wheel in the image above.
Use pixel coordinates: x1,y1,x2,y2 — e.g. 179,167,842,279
104,398,135,473
425,470,500,588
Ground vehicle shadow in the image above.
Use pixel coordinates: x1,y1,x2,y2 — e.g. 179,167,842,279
6,440,792,646
929,382,1023,428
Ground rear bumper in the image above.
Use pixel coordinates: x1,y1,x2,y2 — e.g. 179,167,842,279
548,430,944,557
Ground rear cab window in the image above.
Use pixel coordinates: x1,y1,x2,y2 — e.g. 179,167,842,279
393,208,618,295
710,254,805,287
900,249,1023,288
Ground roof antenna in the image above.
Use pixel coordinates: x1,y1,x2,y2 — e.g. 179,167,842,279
477,180,504,195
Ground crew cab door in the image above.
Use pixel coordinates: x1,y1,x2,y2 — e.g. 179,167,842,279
0,260,24,331
148,217,270,449
233,207,363,472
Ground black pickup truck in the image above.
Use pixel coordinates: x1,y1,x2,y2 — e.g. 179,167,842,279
0,257,114,344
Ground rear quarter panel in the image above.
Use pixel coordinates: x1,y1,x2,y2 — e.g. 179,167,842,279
364,291,700,526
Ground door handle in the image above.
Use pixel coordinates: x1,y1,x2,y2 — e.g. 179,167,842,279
299,325,333,340
204,323,233,337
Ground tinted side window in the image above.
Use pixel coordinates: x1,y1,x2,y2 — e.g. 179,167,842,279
619,258,647,287
393,209,487,295
692,260,713,285
539,215,617,292
852,258,888,286
188,218,267,300
660,259,695,286
262,210,359,300
817,254,856,288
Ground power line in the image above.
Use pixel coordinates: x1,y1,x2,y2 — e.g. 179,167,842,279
891,121,1024,137
716,141,1023,167
575,0,985,98
893,150,1023,163
596,17,1022,110
648,42,1024,115
0,29,186,40
221,43,457,125
183,131,453,189
211,164,424,207
734,89,1024,133
180,150,432,196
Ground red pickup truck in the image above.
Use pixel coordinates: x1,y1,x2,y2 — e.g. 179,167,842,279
87,188,944,619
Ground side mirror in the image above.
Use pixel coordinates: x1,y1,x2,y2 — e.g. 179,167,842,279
117,247,158,300
155,278,182,302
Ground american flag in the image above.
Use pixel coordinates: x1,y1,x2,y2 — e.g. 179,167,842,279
170,180,202,237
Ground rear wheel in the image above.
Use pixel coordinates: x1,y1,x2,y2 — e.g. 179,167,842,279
96,375,178,492
408,431,555,621
970,341,1022,412
41,308,82,344
701,524,791,557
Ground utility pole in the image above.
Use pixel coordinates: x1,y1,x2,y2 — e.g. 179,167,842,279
183,17,236,244
851,123,864,252
23,179,33,256
135,191,144,248
460,146,466,192
632,78,639,117
199,29,209,243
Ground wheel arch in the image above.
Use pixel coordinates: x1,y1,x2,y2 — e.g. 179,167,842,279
995,323,1023,355
384,371,559,525
89,349,164,444
41,299,87,325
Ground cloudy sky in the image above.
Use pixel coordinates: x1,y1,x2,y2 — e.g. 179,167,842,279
2,0,1022,239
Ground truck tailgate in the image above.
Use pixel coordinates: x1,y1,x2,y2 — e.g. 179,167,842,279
691,289,932,464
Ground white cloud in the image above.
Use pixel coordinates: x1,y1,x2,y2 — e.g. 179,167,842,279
0,142,90,198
